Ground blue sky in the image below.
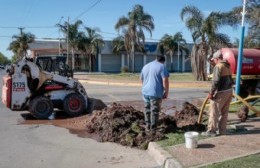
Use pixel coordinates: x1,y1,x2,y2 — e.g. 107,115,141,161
0,0,244,59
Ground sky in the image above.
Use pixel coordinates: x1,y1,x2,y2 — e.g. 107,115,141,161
0,0,244,59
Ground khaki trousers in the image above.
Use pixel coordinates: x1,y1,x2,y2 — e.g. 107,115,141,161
208,89,233,134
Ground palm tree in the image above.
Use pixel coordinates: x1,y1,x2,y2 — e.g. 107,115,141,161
225,0,260,47
157,32,189,72
233,36,259,48
115,4,154,72
181,6,232,80
112,35,126,55
57,20,83,70
77,27,103,72
8,32,35,60
84,27,104,72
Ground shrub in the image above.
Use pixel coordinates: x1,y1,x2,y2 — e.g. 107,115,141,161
121,66,129,73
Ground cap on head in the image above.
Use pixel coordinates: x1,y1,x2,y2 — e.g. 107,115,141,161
211,50,223,60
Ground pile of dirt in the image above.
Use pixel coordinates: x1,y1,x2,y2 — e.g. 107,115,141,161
174,102,206,131
237,105,249,122
85,102,204,149
86,103,173,149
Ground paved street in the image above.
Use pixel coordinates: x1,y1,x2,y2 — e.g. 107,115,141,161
0,71,159,168
83,81,208,103
0,70,209,168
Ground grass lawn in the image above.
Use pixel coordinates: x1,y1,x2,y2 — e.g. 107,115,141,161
157,131,208,148
199,154,260,168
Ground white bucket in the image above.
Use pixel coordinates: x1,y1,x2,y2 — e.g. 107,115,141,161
184,131,199,149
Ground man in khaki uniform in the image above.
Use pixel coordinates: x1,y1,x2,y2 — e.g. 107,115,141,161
202,50,233,136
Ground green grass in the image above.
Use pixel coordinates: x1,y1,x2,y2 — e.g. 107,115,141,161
199,154,260,168
157,132,185,147
229,101,260,116
87,72,197,81
157,132,208,147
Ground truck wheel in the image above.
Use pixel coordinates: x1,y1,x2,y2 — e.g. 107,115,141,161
29,96,53,119
63,93,85,117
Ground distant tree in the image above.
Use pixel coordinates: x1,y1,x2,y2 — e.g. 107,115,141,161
112,35,126,55
181,6,232,81
77,27,103,72
115,4,154,72
157,32,189,72
11,55,18,63
225,0,260,47
112,35,131,70
8,32,35,60
57,20,83,70
0,52,11,65
243,0,260,46
233,36,260,48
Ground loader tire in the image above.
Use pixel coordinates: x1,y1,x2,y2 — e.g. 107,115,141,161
29,96,53,119
63,93,85,117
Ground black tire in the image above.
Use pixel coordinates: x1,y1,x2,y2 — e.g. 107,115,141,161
29,96,53,119
63,93,85,117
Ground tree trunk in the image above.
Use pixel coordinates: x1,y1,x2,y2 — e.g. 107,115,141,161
71,49,75,70
170,51,173,72
89,54,92,72
191,43,208,81
131,41,135,73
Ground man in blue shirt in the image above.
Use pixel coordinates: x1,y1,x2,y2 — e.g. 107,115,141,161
140,55,169,131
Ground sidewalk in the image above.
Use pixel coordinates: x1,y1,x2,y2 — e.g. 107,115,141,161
149,113,260,168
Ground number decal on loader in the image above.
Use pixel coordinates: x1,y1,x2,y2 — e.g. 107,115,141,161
13,82,26,92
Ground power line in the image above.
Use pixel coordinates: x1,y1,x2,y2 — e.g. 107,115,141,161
72,0,102,22
0,26,55,29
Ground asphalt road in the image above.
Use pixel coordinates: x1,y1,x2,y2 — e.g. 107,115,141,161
0,70,208,168
0,70,159,168
83,80,208,103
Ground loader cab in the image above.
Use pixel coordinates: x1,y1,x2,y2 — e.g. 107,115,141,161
35,56,73,78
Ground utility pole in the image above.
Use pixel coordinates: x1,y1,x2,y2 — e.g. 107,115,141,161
66,17,69,65
58,16,64,56
235,0,246,95
18,27,25,58
177,42,180,72
18,27,25,35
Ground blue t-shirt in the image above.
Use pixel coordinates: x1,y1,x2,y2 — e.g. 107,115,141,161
140,60,169,98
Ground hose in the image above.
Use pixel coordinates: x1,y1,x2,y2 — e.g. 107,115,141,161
197,94,260,124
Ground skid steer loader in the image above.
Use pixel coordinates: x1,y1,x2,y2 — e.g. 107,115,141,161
2,56,88,119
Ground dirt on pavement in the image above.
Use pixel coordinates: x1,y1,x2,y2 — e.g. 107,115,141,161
20,98,206,149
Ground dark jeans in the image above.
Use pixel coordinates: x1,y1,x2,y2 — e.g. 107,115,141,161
143,95,162,129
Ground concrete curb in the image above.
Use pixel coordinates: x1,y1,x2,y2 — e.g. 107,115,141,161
148,142,183,168
79,80,141,87
79,79,211,88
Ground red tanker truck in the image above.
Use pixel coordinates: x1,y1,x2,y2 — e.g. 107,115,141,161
221,48,260,97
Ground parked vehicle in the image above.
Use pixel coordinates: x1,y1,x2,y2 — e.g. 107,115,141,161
221,48,260,97
0,64,5,69
2,57,88,119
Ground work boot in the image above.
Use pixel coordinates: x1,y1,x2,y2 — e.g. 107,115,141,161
201,131,217,137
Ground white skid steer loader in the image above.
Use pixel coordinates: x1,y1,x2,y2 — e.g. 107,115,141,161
2,57,88,119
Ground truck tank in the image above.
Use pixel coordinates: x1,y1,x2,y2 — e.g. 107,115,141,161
221,48,260,97
221,48,260,75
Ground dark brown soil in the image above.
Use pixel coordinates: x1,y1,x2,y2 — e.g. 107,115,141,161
174,102,206,131
85,101,205,149
237,105,249,122
85,103,169,149
20,98,205,150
